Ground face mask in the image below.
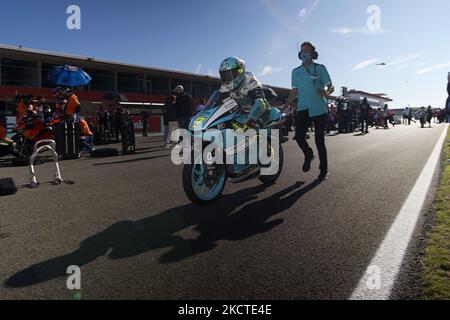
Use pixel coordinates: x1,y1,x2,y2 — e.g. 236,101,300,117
300,53,312,64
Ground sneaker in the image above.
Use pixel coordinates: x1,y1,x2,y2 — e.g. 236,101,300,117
317,171,329,181
302,151,315,172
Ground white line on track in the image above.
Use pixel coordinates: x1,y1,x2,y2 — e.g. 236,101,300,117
350,124,449,300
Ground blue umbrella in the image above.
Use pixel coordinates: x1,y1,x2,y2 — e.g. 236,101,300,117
48,65,92,87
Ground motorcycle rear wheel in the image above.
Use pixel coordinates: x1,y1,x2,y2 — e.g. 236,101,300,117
259,143,284,185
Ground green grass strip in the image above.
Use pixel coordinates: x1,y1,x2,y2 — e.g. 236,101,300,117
421,126,450,300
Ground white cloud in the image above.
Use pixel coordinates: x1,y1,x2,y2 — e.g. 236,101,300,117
395,64,409,71
352,59,379,71
298,8,308,18
330,27,389,35
196,64,203,74
261,0,320,36
417,62,450,75
298,0,320,20
387,53,422,66
259,65,283,76
418,61,430,67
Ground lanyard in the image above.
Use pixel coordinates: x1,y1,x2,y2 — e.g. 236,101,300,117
303,63,317,77
303,63,318,86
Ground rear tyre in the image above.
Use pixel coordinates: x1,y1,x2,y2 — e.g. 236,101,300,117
259,143,284,185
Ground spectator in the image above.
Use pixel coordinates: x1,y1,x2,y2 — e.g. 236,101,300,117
0,115,13,157
404,107,413,125
286,104,295,132
419,106,427,128
174,85,194,130
426,105,433,128
63,88,81,122
336,98,346,134
96,106,109,143
121,110,136,154
142,107,150,137
446,97,450,123
53,103,65,121
351,103,359,133
195,99,206,115
163,94,177,149
37,97,53,123
325,106,335,135
344,105,353,133
433,108,438,123
446,82,450,123
402,108,408,125
113,101,124,142
436,108,445,123
30,98,43,121
360,98,371,134
79,118,95,153
285,41,335,181
383,105,395,128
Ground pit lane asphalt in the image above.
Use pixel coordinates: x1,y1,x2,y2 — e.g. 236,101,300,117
0,123,447,300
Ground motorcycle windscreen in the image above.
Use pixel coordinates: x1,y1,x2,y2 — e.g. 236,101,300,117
203,90,222,111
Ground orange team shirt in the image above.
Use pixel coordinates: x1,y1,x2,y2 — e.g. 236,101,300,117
79,119,93,136
0,126,7,140
65,94,81,116
16,101,27,122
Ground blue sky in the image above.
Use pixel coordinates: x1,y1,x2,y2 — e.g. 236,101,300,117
1,0,449,107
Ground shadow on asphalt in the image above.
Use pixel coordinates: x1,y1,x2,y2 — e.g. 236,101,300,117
134,146,165,152
4,180,323,288
0,225,10,240
93,154,171,166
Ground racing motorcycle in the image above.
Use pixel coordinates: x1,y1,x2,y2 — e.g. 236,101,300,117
182,90,287,205
11,115,60,162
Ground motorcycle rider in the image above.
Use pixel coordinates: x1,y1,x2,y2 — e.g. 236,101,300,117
218,57,272,132
14,92,34,124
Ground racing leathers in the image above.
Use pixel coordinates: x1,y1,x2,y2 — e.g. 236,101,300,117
220,72,272,132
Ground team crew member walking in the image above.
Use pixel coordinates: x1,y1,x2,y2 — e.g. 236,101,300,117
64,89,81,121
285,42,335,181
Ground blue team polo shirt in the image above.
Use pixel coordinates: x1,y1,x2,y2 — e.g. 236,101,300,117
291,63,332,117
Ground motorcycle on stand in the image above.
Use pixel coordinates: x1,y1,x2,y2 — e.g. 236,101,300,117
10,115,61,164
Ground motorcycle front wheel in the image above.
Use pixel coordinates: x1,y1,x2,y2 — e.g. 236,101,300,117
182,159,227,206
10,135,30,162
